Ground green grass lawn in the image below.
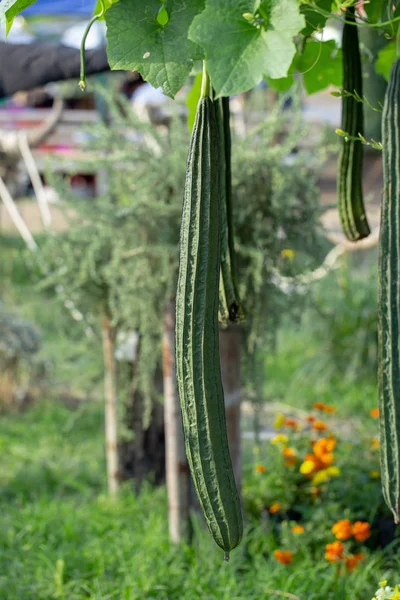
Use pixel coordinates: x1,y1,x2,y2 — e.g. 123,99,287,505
1,400,399,600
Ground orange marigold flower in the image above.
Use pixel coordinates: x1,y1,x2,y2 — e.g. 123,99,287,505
283,447,295,457
352,521,371,542
284,418,298,429
306,415,316,423
322,404,336,413
332,519,353,541
269,502,281,514
313,437,336,458
255,464,267,473
313,402,326,411
312,420,327,431
291,525,304,534
325,541,344,562
284,457,297,467
370,408,379,418
345,552,364,572
371,438,380,450
273,549,293,565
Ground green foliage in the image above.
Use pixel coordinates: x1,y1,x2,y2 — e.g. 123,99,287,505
105,0,205,98
1,0,37,33
0,235,103,396
308,263,378,384
0,305,40,365
6,0,400,98
231,97,324,368
298,40,342,95
188,0,305,96
376,41,397,81
38,89,323,408
94,0,118,17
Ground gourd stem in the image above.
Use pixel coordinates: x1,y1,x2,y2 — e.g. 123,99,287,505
79,0,106,91
200,62,210,99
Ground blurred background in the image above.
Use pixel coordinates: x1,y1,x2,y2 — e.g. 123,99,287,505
0,2,396,599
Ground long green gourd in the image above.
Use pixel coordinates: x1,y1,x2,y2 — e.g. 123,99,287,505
378,57,400,524
215,97,244,324
175,68,243,558
337,6,370,241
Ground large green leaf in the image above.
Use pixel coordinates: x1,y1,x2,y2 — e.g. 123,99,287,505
1,0,37,33
297,39,342,95
189,0,305,97
105,0,204,98
375,40,397,81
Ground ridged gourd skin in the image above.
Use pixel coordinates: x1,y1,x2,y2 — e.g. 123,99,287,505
337,6,370,241
378,58,400,524
215,97,243,324
175,96,243,557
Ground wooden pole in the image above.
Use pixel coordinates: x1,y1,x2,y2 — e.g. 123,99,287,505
219,324,242,491
101,312,119,495
162,298,190,543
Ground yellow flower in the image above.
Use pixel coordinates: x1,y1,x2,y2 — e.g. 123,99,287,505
281,249,295,260
325,466,340,477
271,434,288,446
311,470,329,486
370,470,380,479
274,413,285,429
300,459,317,475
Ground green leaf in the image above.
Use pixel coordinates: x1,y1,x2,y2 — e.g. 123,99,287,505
365,0,383,22
186,71,202,132
1,0,37,34
94,0,119,19
266,75,295,92
301,0,333,37
375,40,397,81
105,0,204,98
189,0,305,97
297,39,342,95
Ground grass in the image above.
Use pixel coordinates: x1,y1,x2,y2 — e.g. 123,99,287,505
0,400,399,600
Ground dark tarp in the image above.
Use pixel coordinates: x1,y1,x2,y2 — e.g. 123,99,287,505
0,41,110,98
